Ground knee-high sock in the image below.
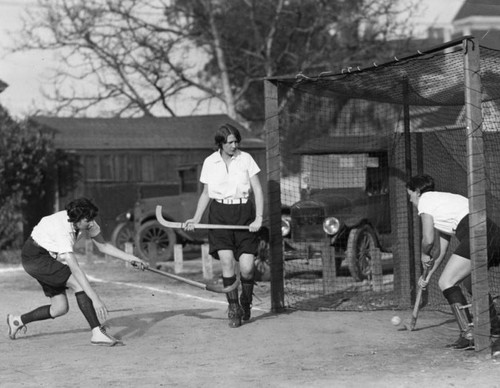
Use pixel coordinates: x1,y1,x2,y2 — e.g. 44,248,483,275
443,285,469,307
75,291,100,329
462,276,472,295
21,305,53,325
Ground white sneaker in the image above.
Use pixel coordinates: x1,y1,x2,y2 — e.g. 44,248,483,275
6,314,26,340
91,326,123,347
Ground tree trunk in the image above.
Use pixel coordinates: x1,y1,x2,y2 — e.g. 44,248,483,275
206,1,237,119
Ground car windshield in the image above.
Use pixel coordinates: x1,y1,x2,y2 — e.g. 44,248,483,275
301,153,376,190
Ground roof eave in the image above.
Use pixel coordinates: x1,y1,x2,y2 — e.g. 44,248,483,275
453,16,500,29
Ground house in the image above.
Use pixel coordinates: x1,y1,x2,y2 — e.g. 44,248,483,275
452,0,500,49
427,0,500,49
29,114,266,239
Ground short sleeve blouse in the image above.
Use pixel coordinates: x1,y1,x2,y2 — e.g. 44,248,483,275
31,210,101,256
418,191,469,234
200,149,260,200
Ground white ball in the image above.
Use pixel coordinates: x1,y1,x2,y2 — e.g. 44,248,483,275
391,316,401,326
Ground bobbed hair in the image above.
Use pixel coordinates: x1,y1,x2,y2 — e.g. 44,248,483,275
406,174,435,194
65,197,99,223
214,123,242,150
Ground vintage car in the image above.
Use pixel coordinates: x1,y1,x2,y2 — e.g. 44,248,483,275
111,191,209,267
281,135,393,281
109,160,208,266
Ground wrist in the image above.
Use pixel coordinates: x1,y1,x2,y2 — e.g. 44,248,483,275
256,215,263,219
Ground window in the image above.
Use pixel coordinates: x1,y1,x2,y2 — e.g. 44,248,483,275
179,165,199,193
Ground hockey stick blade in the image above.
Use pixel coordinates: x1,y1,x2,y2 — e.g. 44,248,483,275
145,266,240,294
156,206,250,230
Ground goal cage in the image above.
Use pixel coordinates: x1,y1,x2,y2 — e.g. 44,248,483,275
263,36,500,352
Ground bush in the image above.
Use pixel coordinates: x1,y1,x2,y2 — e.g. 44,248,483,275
0,195,23,251
0,249,22,264
0,105,81,249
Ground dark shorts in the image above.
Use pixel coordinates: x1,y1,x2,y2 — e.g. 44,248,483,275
453,216,470,260
208,200,258,261
21,237,71,297
453,215,500,268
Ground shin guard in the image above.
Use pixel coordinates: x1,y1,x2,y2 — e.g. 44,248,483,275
223,276,241,328
240,277,254,321
450,303,474,340
443,286,473,339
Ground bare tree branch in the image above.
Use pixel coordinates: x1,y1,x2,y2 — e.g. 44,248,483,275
9,0,421,121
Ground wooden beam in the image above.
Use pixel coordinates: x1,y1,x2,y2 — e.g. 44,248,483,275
463,37,490,354
264,80,285,312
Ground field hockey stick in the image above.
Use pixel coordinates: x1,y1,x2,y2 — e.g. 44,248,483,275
145,266,240,294
156,205,250,230
404,265,431,331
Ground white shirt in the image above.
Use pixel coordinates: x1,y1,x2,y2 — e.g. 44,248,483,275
31,210,101,257
200,149,260,200
418,191,469,234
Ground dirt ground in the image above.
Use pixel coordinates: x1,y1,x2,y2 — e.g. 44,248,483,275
1,254,500,388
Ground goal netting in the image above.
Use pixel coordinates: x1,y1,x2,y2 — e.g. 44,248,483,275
264,36,500,338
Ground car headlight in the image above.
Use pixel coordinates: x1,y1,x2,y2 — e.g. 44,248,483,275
281,215,291,237
323,217,340,235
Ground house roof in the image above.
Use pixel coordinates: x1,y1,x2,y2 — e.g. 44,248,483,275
292,135,390,155
29,114,265,150
454,0,500,20
452,1,500,49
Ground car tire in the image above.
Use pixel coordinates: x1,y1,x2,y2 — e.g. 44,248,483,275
135,220,176,267
110,222,135,251
346,225,377,282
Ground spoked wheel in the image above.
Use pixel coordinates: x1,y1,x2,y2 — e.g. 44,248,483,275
135,220,176,267
110,222,135,251
346,225,377,282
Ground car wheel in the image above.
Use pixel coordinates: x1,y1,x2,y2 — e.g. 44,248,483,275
346,225,377,282
110,222,135,251
135,220,176,267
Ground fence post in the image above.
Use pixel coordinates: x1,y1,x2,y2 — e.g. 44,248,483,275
464,36,489,354
371,248,383,292
147,242,157,266
174,244,183,274
321,239,336,294
201,243,213,280
124,242,134,268
265,79,285,312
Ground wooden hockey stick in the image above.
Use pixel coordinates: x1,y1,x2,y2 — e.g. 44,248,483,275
404,265,431,331
145,266,240,294
156,205,250,230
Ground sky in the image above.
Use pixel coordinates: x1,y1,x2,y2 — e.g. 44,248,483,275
0,0,466,119
0,0,55,118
